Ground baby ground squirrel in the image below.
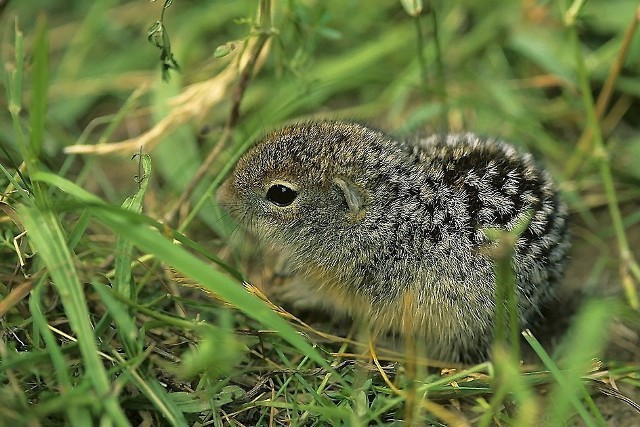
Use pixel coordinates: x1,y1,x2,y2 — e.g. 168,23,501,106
217,121,570,362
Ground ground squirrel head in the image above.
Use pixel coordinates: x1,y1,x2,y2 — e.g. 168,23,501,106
217,122,398,262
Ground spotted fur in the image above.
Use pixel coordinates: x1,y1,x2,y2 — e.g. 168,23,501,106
217,121,570,362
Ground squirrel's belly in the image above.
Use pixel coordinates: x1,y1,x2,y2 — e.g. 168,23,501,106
367,286,495,361
306,263,496,361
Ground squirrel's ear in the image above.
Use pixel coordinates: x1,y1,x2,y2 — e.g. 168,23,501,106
333,176,367,220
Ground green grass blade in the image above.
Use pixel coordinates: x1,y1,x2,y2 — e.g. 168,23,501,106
7,19,48,206
91,281,141,355
19,205,129,426
29,16,49,158
0,162,33,203
137,381,189,427
31,171,104,204
114,153,151,301
523,297,617,427
67,209,91,251
547,299,613,425
30,277,93,425
523,329,597,426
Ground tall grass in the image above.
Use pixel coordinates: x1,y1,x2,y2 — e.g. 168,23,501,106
1,0,640,425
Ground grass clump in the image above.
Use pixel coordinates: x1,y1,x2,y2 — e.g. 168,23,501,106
1,0,640,425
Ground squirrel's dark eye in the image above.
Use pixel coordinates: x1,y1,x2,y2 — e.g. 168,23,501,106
266,184,298,207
